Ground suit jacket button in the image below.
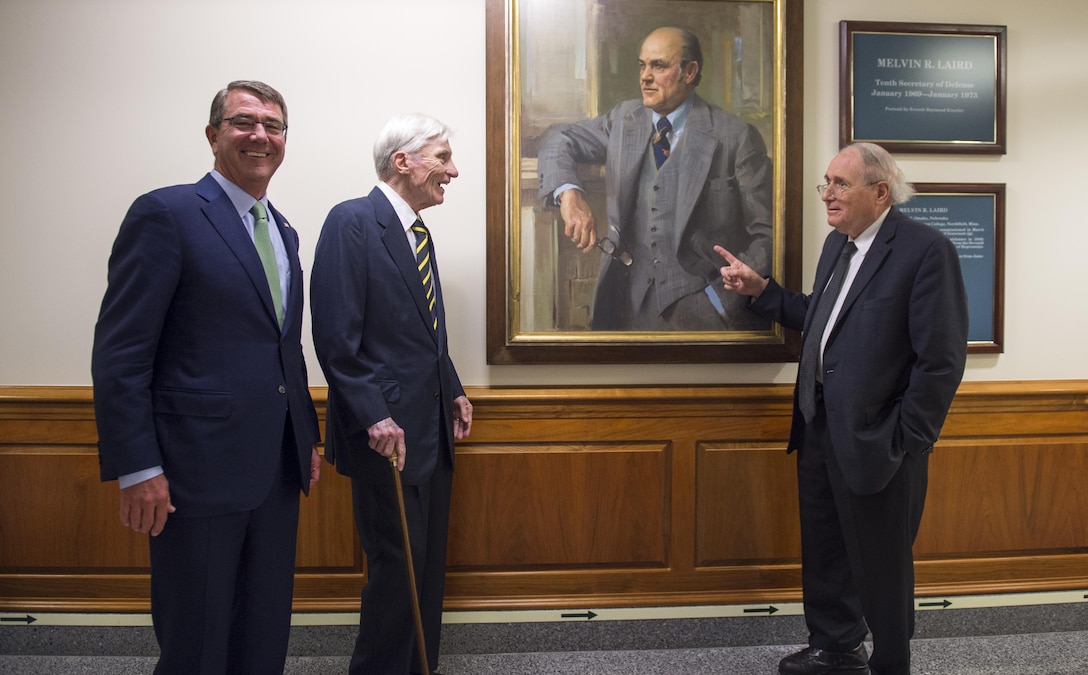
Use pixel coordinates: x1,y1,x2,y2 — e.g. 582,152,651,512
278,385,287,394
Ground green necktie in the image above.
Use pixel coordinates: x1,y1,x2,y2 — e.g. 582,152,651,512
411,220,438,331
250,201,284,327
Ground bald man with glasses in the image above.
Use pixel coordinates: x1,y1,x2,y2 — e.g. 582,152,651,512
716,143,968,675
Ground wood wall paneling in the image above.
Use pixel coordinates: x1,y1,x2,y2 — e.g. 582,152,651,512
448,442,670,569
1,382,1086,613
696,442,801,566
918,440,1088,555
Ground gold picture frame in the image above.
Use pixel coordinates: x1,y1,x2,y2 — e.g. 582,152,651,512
485,0,804,364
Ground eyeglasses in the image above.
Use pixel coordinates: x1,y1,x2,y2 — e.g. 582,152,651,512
815,181,879,198
222,115,287,137
597,237,632,266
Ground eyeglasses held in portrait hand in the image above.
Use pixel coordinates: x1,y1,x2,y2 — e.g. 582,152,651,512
597,237,633,266
222,115,287,137
815,181,880,198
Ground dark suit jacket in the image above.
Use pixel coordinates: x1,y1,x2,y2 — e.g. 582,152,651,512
310,187,464,486
751,207,968,494
92,173,321,517
537,94,773,326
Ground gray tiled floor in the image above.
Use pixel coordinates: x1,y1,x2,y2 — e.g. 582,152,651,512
2,604,1087,674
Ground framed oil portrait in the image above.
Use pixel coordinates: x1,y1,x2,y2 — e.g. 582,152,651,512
485,0,804,364
901,183,1005,354
840,21,1007,154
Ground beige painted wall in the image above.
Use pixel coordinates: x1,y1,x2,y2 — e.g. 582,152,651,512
1,0,1084,387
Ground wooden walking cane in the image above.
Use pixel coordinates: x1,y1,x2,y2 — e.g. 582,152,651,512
390,454,431,675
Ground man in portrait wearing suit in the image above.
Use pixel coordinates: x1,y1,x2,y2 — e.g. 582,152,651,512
537,25,773,331
716,142,969,675
310,113,473,675
91,80,322,674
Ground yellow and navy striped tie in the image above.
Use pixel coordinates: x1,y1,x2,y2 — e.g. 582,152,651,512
411,220,438,330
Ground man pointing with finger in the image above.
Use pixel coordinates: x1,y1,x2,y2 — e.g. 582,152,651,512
716,143,967,675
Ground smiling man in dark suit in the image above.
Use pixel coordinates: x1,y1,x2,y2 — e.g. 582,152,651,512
310,112,472,675
716,142,968,675
92,80,321,674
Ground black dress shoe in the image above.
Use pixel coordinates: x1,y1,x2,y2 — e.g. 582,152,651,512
778,644,870,675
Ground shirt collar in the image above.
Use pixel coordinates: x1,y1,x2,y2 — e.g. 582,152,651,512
377,181,420,235
210,170,267,220
850,207,890,255
651,92,695,137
